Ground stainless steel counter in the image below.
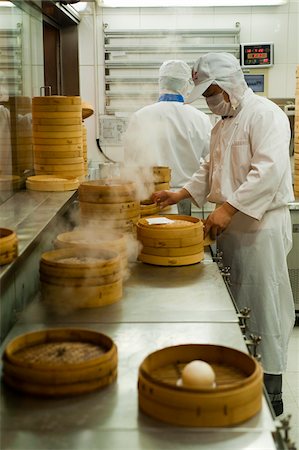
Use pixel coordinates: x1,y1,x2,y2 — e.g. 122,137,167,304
0,190,77,280
20,261,238,325
0,257,279,450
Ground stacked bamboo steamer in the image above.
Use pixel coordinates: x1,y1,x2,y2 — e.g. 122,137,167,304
138,343,263,427
2,328,118,396
78,180,140,233
31,96,85,181
140,166,171,217
294,65,299,198
0,228,18,265
82,122,88,176
137,215,204,266
54,228,129,277
40,247,123,311
153,166,171,191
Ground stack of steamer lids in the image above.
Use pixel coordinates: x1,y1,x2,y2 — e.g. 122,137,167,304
31,96,85,181
137,215,204,266
2,328,118,396
78,179,140,233
39,247,123,310
294,65,299,198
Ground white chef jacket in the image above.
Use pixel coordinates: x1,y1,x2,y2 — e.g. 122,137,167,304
184,88,295,374
123,100,211,188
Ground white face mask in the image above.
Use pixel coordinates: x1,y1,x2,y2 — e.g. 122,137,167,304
206,92,234,117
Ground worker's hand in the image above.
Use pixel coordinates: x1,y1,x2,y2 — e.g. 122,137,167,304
151,190,181,209
204,202,238,240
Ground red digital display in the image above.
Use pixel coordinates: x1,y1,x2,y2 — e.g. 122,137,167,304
241,43,273,67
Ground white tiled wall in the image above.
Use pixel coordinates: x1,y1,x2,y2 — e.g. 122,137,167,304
78,1,299,162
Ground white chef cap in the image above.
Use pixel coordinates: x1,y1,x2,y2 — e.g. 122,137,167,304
158,60,193,98
185,53,248,108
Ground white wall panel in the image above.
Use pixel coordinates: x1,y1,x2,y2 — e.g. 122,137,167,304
78,15,95,66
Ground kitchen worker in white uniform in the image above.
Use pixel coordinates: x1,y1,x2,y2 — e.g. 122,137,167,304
123,59,211,215
153,53,295,416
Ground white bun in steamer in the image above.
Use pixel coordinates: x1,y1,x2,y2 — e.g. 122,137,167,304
181,360,216,388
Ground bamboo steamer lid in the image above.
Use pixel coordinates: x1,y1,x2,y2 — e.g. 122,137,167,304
79,180,137,204
82,101,94,119
26,175,79,191
2,328,117,396
138,344,263,427
0,228,18,265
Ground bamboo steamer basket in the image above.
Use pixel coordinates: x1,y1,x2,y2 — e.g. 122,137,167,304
140,200,160,217
26,175,79,192
137,215,204,266
53,229,128,273
154,182,170,191
79,180,137,204
2,328,117,396
80,201,140,219
138,344,263,427
40,247,123,309
33,137,83,145
0,228,18,265
153,166,171,183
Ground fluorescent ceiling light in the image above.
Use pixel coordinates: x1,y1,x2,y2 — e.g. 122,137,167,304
101,0,288,6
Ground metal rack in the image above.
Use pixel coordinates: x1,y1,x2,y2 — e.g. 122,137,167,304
0,24,22,97
103,22,241,116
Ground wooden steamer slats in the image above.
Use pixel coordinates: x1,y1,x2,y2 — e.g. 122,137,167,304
138,344,263,427
2,328,117,396
0,228,18,265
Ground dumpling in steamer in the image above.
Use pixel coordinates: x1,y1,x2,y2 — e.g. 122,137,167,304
180,360,216,389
